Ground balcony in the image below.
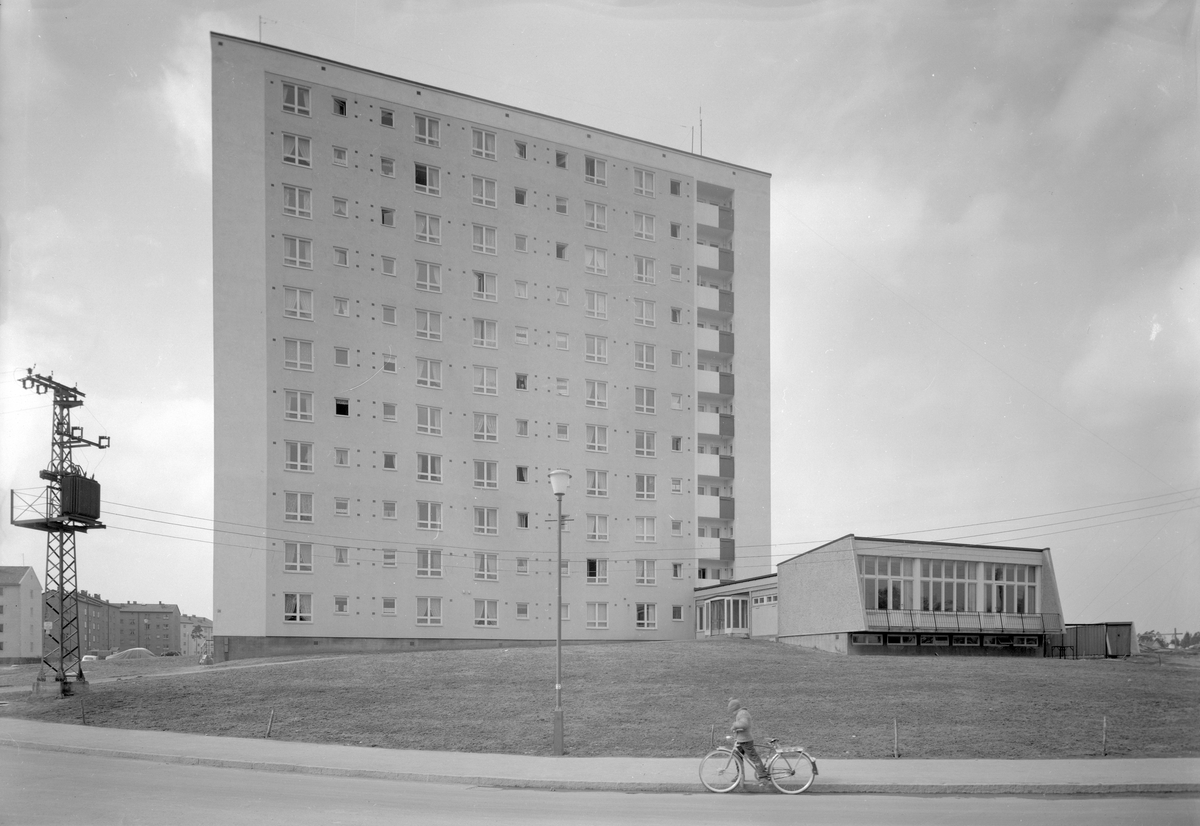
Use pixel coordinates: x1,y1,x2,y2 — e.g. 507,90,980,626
696,202,735,232
697,369,736,397
696,535,722,557
696,285,733,313
697,411,720,436
696,327,719,353
696,244,734,273
720,496,735,520
696,495,721,519
698,453,735,478
720,538,735,561
863,610,1065,634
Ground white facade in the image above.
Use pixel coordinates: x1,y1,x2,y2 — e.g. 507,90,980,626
0,567,44,663
211,34,770,659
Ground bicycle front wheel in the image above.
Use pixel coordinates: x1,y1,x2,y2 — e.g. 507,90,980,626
767,751,816,794
699,749,742,793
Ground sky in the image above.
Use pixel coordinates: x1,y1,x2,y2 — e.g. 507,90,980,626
1,0,1196,633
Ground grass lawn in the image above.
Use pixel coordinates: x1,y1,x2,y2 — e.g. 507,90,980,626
2,639,1197,759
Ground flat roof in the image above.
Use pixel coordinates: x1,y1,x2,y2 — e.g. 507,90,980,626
780,533,1049,566
211,32,770,178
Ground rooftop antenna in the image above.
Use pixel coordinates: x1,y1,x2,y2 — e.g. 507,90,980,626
700,107,704,156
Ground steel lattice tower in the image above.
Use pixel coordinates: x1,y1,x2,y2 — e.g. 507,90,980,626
10,369,109,696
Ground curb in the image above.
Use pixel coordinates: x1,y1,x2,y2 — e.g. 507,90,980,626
3,738,1198,795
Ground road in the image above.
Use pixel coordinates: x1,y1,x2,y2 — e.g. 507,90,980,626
4,749,1197,826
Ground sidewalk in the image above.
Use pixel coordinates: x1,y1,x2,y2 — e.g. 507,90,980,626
1,718,1197,795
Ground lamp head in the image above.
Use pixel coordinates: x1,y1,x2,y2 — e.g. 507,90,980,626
547,468,571,497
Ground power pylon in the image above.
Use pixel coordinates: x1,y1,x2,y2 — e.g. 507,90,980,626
10,369,110,696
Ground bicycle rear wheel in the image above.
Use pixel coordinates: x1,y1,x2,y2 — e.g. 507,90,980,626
699,749,742,793
767,752,816,794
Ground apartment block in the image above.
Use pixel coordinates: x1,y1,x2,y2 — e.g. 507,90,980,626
180,614,214,657
43,589,121,655
211,34,771,660
0,567,43,664
119,603,182,656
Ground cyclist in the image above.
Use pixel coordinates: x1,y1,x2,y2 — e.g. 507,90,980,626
727,698,769,783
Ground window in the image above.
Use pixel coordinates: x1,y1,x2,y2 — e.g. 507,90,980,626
380,108,394,127
670,179,682,196
514,140,527,159
472,128,497,159
555,196,569,215
283,593,312,623
382,500,396,519
634,168,655,196
584,246,607,275
283,236,312,269
517,557,530,574
635,518,656,544
587,602,609,629
514,187,527,206
282,134,311,167
331,197,349,218
383,597,397,616
515,235,528,252
672,436,683,452
556,423,569,440
587,514,609,541
380,256,397,277
284,338,313,371
415,213,441,244
635,430,656,457
418,596,443,626
284,542,312,573
670,222,681,239
472,554,496,581
285,441,313,472
415,114,440,146
416,261,442,292
636,559,656,585
673,562,684,578
284,491,313,523
556,242,568,260
416,358,442,388
634,257,655,284
413,162,441,196
282,82,310,116
382,306,397,325
859,556,915,611
585,379,607,409
586,424,608,452
555,150,568,168
417,548,442,577
382,403,397,422
984,563,1036,615
919,559,980,613
334,247,350,267
515,327,529,346
283,185,312,219
333,97,347,116
671,393,683,410
516,373,529,391
284,287,313,320
474,599,498,627
671,264,682,282
472,176,497,208
635,343,656,370
335,547,349,565
332,146,348,166
634,298,655,325
474,460,498,489
585,335,608,364
335,396,349,416
585,156,607,185
635,474,656,500
671,350,683,368
416,453,442,483
586,469,608,497
516,466,529,483
516,419,529,437
475,507,499,535
517,512,530,529
416,405,442,435
334,347,350,366
556,377,569,396
584,290,608,320
334,497,349,516
638,602,657,629
585,202,607,231
285,390,313,421
555,333,570,350
586,558,609,584
416,501,442,531
415,309,441,340
381,207,396,227
473,318,498,348
473,225,497,255
473,365,498,395
635,387,656,414
474,412,498,442
634,213,655,240
382,548,397,568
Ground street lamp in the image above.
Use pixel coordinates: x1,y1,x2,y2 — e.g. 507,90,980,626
547,468,570,755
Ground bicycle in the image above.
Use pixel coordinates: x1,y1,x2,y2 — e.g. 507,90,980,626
699,731,818,794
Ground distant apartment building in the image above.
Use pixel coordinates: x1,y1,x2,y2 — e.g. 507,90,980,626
119,603,182,655
180,614,214,657
0,566,43,664
43,589,122,655
211,34,771,659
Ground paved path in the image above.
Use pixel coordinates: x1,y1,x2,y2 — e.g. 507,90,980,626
2,718,1197,795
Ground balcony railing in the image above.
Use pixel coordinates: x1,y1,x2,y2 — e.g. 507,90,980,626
863,610,1064,634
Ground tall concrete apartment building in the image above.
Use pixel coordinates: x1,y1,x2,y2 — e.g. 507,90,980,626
212,34,770,660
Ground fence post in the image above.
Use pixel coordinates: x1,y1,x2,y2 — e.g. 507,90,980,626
893,718,899,758
1102,716,1107,756
266,708,275,739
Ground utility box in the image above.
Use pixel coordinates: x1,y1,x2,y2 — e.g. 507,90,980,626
61,475,101,520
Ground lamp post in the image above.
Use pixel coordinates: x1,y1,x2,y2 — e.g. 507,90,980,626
547,468,570,755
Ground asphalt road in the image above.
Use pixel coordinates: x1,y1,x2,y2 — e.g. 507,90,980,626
5,749,1198,826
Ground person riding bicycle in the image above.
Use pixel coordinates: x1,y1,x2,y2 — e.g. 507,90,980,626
728,698,769,783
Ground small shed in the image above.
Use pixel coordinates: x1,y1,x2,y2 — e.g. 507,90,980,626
1046,622,1137,659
